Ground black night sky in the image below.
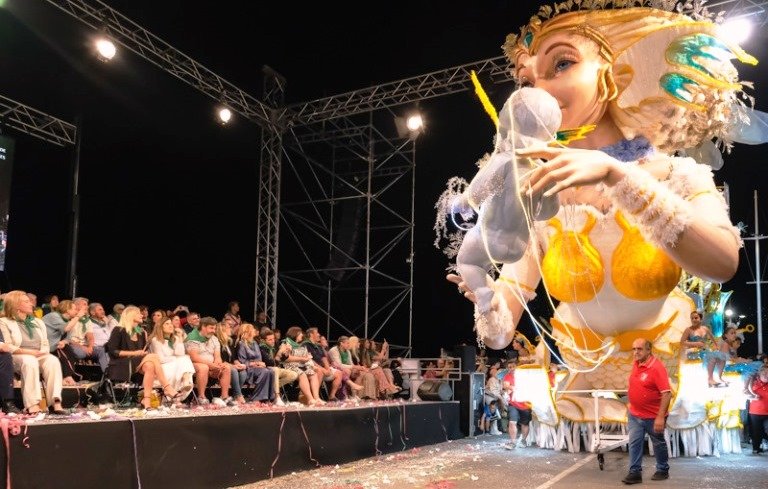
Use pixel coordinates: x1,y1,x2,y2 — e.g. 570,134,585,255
0,0,767,357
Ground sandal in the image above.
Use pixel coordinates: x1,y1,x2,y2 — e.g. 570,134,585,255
140,395,153,410
49,405,68,415
162,384,180,400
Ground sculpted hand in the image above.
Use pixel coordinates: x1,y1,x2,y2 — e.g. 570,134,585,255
446,274,500,313
447,273,477,304
517,147,625,197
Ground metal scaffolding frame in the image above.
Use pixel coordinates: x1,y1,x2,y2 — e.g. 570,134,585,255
277,109,416,353
40,0,767,352
0,94,76,146
0,95,82,296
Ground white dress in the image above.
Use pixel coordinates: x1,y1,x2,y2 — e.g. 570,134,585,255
149,338,195,398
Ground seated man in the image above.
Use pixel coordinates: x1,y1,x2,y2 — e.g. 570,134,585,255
304,327,343,401
57,301,102,379
259,328,313,406
184,316,234,406
88,302,116,372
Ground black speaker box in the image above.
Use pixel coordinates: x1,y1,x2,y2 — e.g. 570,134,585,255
417,380,453,401
453,372,485,437
454,345,477,373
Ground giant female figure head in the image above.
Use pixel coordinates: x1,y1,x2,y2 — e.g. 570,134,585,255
504,2,756,153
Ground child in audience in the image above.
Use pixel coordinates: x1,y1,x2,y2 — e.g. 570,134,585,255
479,399,502,435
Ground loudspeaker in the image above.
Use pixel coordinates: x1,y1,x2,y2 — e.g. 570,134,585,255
417,380,453,401
454,345,477,373
453,372,485,437
325,198,365,281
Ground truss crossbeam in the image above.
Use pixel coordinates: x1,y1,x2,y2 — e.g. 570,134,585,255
44,0,275,128
0,95,76,146
283,56,512,125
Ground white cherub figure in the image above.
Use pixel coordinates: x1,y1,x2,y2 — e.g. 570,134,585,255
455,87,561,314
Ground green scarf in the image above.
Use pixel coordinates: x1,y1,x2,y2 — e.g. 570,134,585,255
165,335,175,348
113,313,121,323
17,315,36,338
285,337,301,350
186,328,206,343
340,348,350,365
259,341,275,356
80,315,90,334
132,325,143,335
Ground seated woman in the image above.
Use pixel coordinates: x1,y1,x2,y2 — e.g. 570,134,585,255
148,316,195,403
361,339,399,398
107,306,178,409
283,326,324,406
236,323,275,403
169,313,187,341
0,290,65,414
215,321,245,404
346,336,377,400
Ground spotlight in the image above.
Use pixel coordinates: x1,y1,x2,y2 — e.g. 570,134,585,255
217,107,232,125
718,17,753,45
406,114,423,131
95,38,117,62
395,110,425,139
725,308,733,317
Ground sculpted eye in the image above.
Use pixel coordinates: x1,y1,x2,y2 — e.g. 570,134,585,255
555,59,575,73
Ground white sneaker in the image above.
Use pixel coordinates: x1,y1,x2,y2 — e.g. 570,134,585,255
502,442,515,450
515,439,526,448
211,397,227,407
275,397,286,407
489,427,502,436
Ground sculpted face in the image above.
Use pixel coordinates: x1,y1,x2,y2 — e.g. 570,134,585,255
515,32,609,130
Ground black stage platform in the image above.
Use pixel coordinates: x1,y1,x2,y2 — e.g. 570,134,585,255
1,401,461,489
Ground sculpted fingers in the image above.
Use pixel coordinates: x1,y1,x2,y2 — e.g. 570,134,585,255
526,157,570,195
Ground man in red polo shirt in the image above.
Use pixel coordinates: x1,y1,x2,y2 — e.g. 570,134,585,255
747,366,768,454
622,338,671,485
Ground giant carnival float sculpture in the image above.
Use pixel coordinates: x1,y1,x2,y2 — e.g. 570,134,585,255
435,0,768,457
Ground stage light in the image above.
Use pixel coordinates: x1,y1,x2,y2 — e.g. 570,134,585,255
217,107,232,125
395,110,425,139
95,38,117,62
725,308,733,317
718,17,753,45
406,114,423,131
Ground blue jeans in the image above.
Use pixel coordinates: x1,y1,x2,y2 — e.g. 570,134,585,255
230,368,246,398
628,413,669,474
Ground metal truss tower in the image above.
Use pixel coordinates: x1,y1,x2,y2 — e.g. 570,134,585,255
278,110,416,354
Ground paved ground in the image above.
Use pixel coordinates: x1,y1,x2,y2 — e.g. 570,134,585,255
233,434,767,489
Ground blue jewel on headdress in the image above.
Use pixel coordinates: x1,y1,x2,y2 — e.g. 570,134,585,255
523,31,533,48
666,33,733,79
660,73,698,105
